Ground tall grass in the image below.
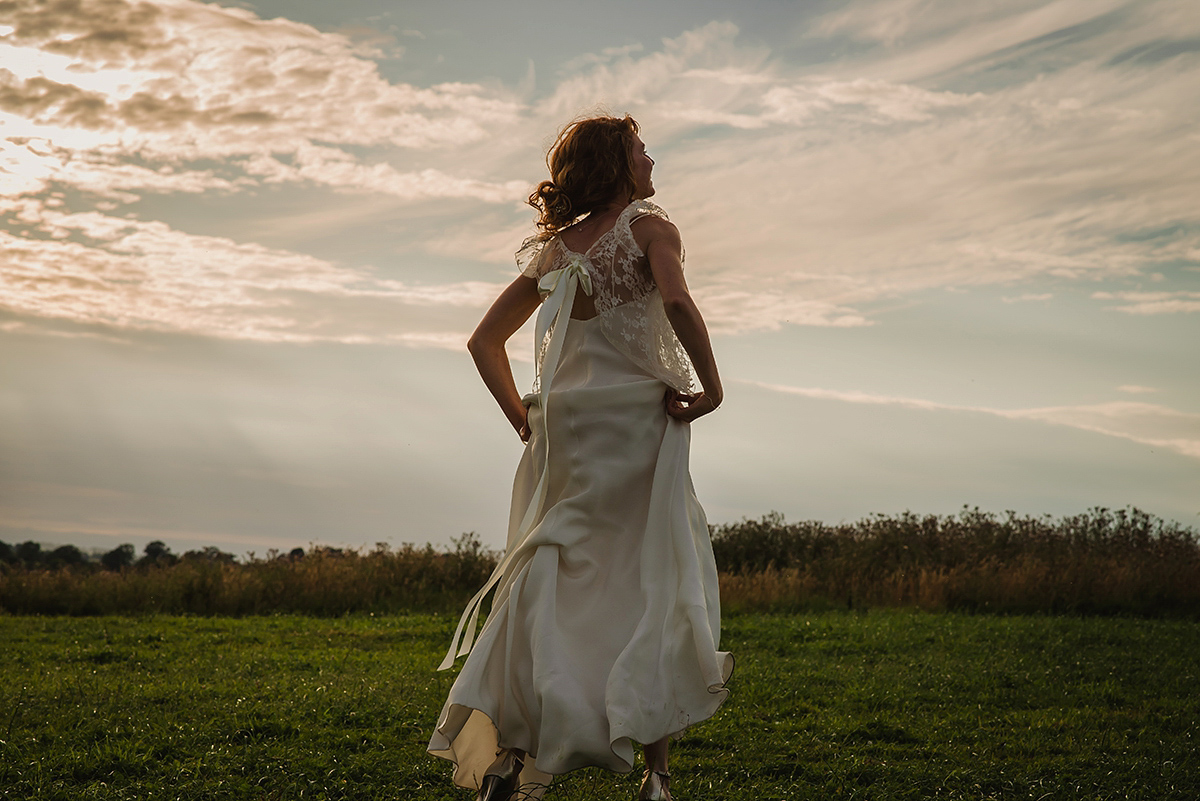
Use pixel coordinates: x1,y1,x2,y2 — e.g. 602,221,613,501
0,535,495,616
714,506,1200,616
2,508,1197,617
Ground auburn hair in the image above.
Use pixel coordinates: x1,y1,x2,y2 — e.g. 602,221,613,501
528,114,640,238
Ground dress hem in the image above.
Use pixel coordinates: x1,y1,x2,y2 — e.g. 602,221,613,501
428,648,734,787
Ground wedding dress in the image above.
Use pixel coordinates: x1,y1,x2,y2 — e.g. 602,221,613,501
428,200,733,796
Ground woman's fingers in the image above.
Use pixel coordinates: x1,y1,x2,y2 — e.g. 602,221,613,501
665,391,717,422
517,405,532,442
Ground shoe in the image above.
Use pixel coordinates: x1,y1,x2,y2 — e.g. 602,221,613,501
638,769,671,801
478,749,523,801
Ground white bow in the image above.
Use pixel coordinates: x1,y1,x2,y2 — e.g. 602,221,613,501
537,254,593,297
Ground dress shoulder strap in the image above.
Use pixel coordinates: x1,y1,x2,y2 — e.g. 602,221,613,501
621,199,683,265
624,199,670,226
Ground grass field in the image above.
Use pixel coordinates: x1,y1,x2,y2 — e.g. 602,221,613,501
2,611,1197,800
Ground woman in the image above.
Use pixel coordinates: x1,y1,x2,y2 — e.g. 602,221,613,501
428,114,733,801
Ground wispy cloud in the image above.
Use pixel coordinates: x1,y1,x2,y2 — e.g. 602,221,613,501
1092,290,1200,314
239,145,526,203
0,318,135,344
490,3,1200,333
693,282,871,331
745,380,1200,460
0,197,503,343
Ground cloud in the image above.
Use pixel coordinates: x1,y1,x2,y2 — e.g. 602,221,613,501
662,3,1199,327
0,0,524,200
537,21,772,128
0,318,135,344
811,78,981,121
1117,384,1158,394
435,4,1196,335
809,0,1133,80
0,0,534,342
0,198,504,343
746,380,1200,460
239,144,526,203
1,135,241,201
3,1,1200,342
693,282,871,331
1092,290,1200,314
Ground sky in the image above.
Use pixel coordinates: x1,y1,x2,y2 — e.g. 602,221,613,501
1,0,1198,557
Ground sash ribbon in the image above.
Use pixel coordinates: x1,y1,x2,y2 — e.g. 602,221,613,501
438,254,593,670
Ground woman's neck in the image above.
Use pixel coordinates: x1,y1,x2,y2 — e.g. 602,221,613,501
593,198,630,217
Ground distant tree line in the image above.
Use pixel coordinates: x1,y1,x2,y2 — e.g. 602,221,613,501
0,539,246,571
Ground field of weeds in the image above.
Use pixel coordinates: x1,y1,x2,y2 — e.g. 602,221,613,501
712,506,1200,616
3,507,1197,617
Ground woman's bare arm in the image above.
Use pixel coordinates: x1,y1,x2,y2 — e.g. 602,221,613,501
467,276,543,440
637,217,723,422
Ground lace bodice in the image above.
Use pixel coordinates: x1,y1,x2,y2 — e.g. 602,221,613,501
515,200,695,394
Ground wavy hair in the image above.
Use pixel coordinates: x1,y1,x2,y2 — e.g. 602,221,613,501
528,114,640,238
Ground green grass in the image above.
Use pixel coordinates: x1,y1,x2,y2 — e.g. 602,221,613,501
1,612,1197,800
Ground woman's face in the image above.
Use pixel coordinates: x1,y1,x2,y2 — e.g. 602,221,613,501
630,134,655,199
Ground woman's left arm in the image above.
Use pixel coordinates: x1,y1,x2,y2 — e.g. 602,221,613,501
639,218,723,423
467,276,543,440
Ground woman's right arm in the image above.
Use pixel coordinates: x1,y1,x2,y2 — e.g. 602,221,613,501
467,276,543,441
639,217,723,423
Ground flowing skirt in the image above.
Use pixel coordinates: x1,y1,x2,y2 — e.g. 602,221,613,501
428,316,733,794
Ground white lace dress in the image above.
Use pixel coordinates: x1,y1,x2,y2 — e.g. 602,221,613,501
428,200,733,796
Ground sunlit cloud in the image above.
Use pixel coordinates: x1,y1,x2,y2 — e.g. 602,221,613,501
0,0,523,197
746,380,1200,460
1117,384,1159,394
810,78,981,122
239,144,526,203
0,197,503,342
472,3,1198,334
1,0,1198,342
0,0,536,343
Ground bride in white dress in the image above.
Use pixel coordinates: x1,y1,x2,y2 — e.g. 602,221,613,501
428,114,733,801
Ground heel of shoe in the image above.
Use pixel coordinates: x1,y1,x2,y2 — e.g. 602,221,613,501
638,769,671,801
478,773,515,801
477,749,524,801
